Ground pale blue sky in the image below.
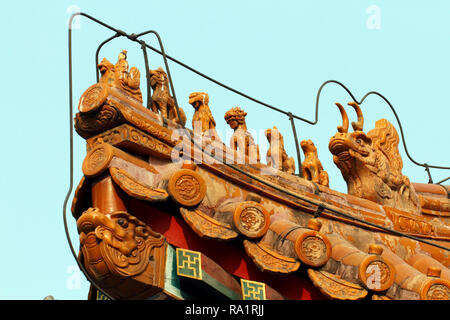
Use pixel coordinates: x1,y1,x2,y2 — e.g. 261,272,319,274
1,1,449,299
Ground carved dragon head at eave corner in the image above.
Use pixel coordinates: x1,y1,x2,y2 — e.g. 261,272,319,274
76,207,166,280
77,208,165,256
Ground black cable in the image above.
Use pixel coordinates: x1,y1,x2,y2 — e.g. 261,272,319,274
288,112,303,178
315,81,450,172
95,33,121,82
313,204,325,218
278,226,305,244
437,176,450,185
139,40,152,110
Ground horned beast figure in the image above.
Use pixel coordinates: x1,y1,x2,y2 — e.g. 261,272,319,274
149,67,186,126
328,101,420,213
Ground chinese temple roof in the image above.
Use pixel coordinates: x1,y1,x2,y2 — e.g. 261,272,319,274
66,14,450,301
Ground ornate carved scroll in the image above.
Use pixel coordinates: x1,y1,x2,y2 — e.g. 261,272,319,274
180,207,238,240
295,234,331,268
383,206,434,236
421,279,450,300
300,139,329,187
307,269,368,300
167,168,207,207
243,240,300,274
77,208,166,299
82,142,156,178
78,50,142,120
116,101,176,145
78,83,109,114
110,167,168,202
75,103,125,139
261,219,331,268
82,143,115,177
232,201,270,239
86,124,173,159
294,221,332,268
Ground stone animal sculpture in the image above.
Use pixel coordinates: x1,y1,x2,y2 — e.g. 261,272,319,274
77,208,167,298
300,139,329,187
188,92,218,139
264,126,295,174
97,50,143,103
224,107,260,164
149,67,186,126
328,101,420,213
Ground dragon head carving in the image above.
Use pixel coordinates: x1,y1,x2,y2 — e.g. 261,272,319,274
98,58,115,76
77,208,166,282
328,102,420,213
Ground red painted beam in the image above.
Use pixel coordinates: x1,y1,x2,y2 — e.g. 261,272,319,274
128,199,326,300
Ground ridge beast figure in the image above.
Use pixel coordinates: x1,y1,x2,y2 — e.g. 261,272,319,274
96,49,143,103
189,92,219,139
264,126,295,174
301,139,329,187
224,107,260,164
328,101,420,213
150,67,186,126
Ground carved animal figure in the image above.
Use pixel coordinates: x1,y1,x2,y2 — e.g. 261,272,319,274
264,126,295,174
328,101,420,213
98,50,143,102
301,139,329,187
188,92,218,138
224,107,260,164
77,208,166,281
115,50,141,93
149,67,186,126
